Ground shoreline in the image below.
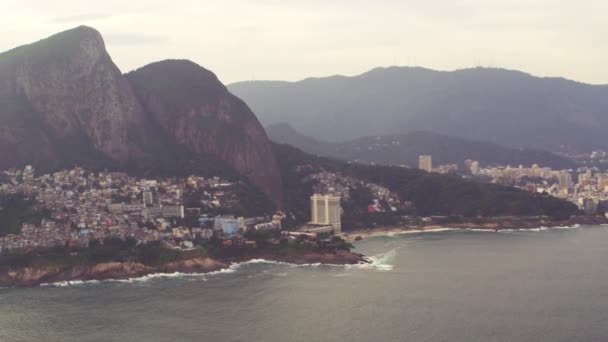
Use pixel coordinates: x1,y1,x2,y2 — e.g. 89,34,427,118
342,216,608,241
0,250,367,288
3,216,607,288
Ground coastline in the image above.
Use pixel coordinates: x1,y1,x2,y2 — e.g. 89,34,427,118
0,250,367,288
3,216,606,288
342,216,608,241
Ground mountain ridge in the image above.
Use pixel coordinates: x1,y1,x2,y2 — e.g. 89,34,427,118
232,66,606,88
266,123,577,170
229,66,608,152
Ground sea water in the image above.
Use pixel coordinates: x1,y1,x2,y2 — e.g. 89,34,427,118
1,224,608,342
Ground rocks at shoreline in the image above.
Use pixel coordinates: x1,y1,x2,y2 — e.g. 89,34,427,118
0,251,367,288
0,257,227,288
228,250,367,266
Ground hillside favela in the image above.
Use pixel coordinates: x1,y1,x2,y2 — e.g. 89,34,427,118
2,2,608,342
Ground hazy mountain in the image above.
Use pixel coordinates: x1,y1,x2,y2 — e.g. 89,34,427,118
0,26,282,205
265,123,331,156
229,67,608,152
266,123,577,169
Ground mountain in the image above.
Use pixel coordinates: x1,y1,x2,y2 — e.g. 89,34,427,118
229,67,608,152
0,26,282,205
265,123,331,156
126,60,282,205
266,123,577,169
0,25,143,168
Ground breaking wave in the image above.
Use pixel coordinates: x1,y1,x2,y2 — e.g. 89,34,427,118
500,224,581,233
41,279,101,287
348,249,396,271
38,260,323,287
40,268,239,287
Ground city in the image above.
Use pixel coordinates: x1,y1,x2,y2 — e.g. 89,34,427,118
419,154,608,215
0,166,285,254
0,166,352,257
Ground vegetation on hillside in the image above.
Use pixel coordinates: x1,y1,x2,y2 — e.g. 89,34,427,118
0,237,207,271
267,124,577,169
272,143,579,228
0,194,51,237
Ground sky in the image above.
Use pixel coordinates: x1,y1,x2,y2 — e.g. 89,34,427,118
2,0,607,85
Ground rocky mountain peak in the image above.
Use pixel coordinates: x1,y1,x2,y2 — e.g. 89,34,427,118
0,27,283,207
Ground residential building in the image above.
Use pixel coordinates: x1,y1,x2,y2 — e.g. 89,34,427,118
215,216,242,235
558,171,573,191
108,203,124,214
142,191,154,207
310,194,342,233
418,155,432,172
161,205,184,219
470,161,480,175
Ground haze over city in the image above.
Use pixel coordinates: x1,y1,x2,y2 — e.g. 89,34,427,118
2,0,607,84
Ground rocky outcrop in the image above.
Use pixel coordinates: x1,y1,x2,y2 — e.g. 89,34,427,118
227,250,367,265
0,26,144,167
158,257,228,273
0,257,228,287
0,253,367,287
0,26,282,205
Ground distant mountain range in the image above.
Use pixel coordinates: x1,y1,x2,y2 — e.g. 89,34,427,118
266,123,577,170
229,67,608,153
0,26,282,205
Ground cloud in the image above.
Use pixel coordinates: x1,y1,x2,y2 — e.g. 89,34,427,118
51,13,114,23
104,33,170,45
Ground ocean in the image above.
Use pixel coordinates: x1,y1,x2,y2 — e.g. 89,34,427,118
2,225,608,342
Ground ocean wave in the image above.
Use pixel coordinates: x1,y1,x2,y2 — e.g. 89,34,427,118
230,258,329,269
230,255,395,273
347,249,396,271
500,224,581,233
40,271,215,287
111,272,210,284
41,279,101,287
553,224,581,229
37,259,338,287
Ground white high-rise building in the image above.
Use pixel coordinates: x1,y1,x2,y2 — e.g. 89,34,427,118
558,171,572,191
142,191,154,207
470,161,480,175
310,194,342,233
22,165,35,183
418,155,432,172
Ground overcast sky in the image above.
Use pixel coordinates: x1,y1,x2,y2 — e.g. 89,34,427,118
2,0,607,84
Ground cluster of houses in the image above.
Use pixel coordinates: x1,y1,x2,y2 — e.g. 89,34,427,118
305,171,405,213
0,166,283,254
